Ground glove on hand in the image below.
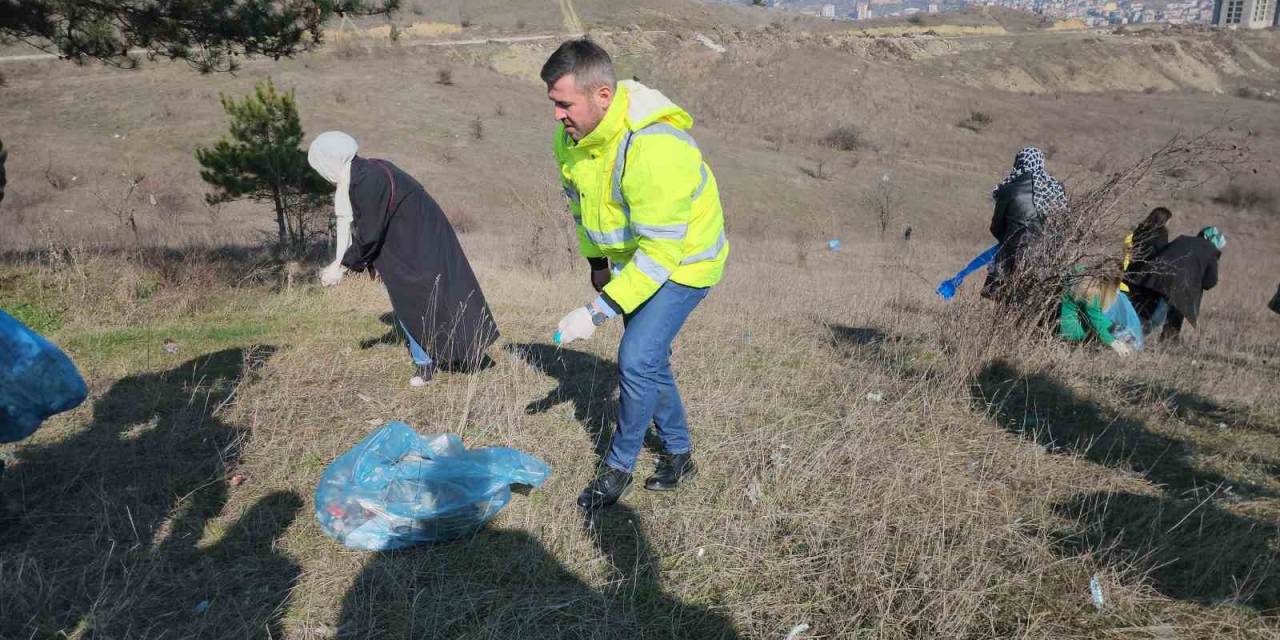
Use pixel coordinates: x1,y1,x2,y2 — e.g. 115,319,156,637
1109,340,1133,356
320,262,345,287
556,306,597,344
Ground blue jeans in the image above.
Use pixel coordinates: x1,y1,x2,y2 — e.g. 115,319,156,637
398,318,434,367
1144,298,1184,340
604,281,710,473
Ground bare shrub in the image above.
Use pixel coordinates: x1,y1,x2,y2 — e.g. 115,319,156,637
513,189,574,278
821,125,865,152
764,130,786,153
801,158,831,180
941,134,1247,373
437,68,454,86
93,171,145,242
866,173,897,239
44,154,75,191
1213,182,1277,211
958,111,993,133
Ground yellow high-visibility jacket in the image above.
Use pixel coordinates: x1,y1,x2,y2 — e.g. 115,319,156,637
553,80,728,313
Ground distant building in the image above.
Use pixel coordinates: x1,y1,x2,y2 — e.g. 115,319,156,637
928,2,940,12
1214,0,1278,27
821,3,837,17
854,0,872,16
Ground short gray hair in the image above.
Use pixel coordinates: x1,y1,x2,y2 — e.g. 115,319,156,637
541,38,615,91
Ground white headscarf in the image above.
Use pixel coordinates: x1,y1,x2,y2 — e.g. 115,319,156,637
308,131,358,263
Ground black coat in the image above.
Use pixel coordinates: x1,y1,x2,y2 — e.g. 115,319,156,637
990,173,1041,245
985,174,1040,290
1123,224,1169,286
1132,235,1219,325
342,157,499,368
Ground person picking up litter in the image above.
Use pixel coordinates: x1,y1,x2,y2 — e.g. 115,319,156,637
309,132,499,386
542,39,729,510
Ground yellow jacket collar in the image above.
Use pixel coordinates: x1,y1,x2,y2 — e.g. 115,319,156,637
569,81,694,149
573,85,630,149
620,80,691,130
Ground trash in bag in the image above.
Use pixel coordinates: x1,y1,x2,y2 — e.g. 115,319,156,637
315,421,550,551
0,310,88,443
937,244,1000,301
1104,290,1144,353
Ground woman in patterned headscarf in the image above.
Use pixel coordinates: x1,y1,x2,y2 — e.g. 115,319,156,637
982,146,1069,299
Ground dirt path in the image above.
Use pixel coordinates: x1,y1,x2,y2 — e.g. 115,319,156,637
558,0,584,33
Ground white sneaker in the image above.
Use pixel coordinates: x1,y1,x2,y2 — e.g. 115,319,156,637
409,364,435,387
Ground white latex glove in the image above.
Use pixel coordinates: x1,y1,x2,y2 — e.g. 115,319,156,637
555,306,597,344
320,261,345,287
1109,340,1132,357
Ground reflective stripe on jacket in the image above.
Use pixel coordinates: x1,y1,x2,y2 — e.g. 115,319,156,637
553,80,728,313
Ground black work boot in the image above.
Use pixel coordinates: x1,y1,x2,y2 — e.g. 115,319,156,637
577,467,633,510
644,452,696,491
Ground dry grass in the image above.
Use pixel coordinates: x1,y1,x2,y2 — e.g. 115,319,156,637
1,226,1276,638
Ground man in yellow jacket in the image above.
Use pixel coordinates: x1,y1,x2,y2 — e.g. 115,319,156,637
542,39,729,510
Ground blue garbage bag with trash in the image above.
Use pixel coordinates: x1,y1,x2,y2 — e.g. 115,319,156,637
0,310,88,443
1105,290,1144,353
315,421,550,551
937,244,1000,301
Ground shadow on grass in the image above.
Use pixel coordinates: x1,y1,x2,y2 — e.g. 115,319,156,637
510,342,620,461
973,359,1280,611
337,504,741,639
360,312,406,350
1113,378,1279,438
0,346,301,639
826,323,945,382
1056,491,1280,612
972,359,1249,498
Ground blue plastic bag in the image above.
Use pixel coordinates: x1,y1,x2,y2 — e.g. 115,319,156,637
315,421,550,551
1105,291,1144,353
937,244,1000,300
0,310,88,443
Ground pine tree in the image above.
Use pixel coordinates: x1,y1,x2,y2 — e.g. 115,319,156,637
196,79,330,255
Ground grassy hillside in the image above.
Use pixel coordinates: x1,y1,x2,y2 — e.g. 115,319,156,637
1,6,1279,638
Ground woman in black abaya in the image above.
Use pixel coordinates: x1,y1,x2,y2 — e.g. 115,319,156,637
309,131,498,386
